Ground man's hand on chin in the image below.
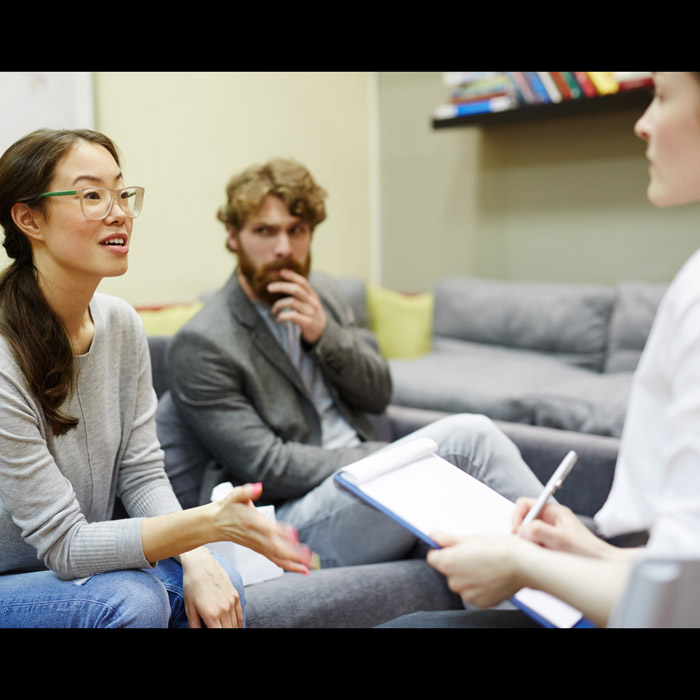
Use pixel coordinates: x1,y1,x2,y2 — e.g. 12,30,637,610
269,268,327,345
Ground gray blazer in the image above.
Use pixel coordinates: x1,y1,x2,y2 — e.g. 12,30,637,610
167,271,390,504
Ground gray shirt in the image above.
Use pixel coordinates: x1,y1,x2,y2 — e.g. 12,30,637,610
253,301,361,451
0,293,181,579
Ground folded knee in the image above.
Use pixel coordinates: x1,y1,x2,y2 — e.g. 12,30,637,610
431,413,498,439
79,570,171,628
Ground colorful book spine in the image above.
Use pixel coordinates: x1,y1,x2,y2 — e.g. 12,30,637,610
523,72,551,103
537,72,562,103
586,71,619,95
560,72,583,99
506,71,537,104
573,71,597,97
549,72,573,99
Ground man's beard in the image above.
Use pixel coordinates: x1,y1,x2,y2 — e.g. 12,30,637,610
237,244,312,306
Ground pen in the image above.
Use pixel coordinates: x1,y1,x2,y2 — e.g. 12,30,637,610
518,450,579,531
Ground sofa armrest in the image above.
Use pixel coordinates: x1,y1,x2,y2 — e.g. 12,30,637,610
385,404,454,439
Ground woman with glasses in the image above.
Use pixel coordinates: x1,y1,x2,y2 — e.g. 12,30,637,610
0,128,312,628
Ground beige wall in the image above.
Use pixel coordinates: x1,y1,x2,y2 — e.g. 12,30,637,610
377,72,700,292
93,71,376,306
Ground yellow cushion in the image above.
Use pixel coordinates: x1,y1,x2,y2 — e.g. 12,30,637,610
137,302,204,336
367,285,434,359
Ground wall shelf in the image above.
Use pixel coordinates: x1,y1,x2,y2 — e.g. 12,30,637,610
432,88,654,129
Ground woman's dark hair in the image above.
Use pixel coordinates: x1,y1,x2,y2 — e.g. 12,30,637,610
0,128,121,436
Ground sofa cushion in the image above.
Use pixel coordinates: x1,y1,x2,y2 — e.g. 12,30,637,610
605,282,667,373
527,371,633,438
389,338,604,424
367,284,434,359
137,302,203,336
432,276,616,372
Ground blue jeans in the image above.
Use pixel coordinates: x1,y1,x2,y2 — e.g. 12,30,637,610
277,414,547,568
0,552,245,628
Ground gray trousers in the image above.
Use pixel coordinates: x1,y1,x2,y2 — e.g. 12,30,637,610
276,414,547,568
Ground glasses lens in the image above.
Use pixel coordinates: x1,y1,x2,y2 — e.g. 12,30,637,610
80,187,112,220
79,187,144,219
119,187,144,218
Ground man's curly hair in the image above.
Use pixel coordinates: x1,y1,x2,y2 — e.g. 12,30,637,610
217,158,327,250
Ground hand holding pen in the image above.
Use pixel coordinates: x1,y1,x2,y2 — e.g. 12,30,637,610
512,451,617,559
517,450,578,532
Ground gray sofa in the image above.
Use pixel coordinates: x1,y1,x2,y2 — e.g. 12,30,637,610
147,330,623,627
338,275,667,439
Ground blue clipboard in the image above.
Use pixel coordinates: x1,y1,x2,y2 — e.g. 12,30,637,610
334,470,597,629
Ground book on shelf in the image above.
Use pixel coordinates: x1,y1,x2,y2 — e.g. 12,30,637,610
550,71,583,100
435,72,653,123
450,89,511,106
505,71,537,104
536,71,562,103
434,94,518,120
572,71,598,97
561,72,584,99
586,71,619,95
449,74,512,104
614,71,653,92
523,72,551,103
333,437,589,628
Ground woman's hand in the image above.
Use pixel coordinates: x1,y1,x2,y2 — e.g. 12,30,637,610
179,547,243,628
427,531,528,608
511,498,619,560
213,482,314,575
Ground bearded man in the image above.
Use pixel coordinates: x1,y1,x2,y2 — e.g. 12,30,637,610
161,159,545,568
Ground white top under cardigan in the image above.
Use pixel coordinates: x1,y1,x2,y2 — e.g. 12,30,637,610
596,248,700,558
0,293,182,579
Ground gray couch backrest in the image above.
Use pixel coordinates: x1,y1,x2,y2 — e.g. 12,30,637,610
432,276,617,372
604,282,668,373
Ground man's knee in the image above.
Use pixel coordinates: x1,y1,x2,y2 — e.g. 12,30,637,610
442,413,498,433
424,413,502,446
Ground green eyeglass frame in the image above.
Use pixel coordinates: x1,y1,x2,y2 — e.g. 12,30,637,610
39,186,145,220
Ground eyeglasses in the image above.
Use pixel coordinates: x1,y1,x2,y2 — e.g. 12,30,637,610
39,186,145,220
